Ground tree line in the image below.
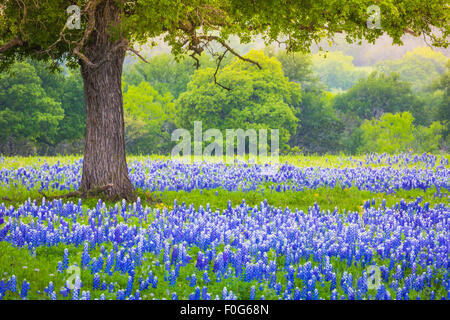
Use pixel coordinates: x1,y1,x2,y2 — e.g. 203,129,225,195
1,46,448,156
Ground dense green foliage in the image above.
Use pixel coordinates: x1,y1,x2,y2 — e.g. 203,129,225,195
0,60,85,155
123,82,178,154
0,0,448,157
334,72,423,122
376,47,448,92
176,50,300,150
1,0,448,71
0,61,64,154
359,112,443,154
311,52,373,91
0,47,448,156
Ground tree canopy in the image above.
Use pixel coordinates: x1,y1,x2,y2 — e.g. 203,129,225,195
0,61,64,148
1,0,448,71
376,46,449,91
359,112,443,154
176,50,300,150
334,71,424,123
123,81,178,154
311,52,373,91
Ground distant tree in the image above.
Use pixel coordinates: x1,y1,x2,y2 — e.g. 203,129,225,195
0,61,64,152
123,82,178,154
334,71,426,124
311,51,373,91
289,90,344,154
413,121,444,153
360,112,444,154
123,54,216,99
269,49,344,154
30,60,65,101
430,61,450,147
57,70,86,144
271,50,317,86
416,90,444,127
376,47,449,92
359,112,415,154
176,50,300,150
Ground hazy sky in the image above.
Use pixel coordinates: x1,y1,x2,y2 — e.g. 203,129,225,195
127,33,449,67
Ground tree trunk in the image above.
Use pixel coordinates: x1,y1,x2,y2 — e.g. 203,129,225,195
79,1,134,200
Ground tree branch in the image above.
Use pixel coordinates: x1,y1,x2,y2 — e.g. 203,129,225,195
199,35,262,69
404,28,419,37
127,47,149,63
0,36,23,54
213,49,231,90
190,52,200,69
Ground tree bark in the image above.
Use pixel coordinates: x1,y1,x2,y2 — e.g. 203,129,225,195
79,1,134,200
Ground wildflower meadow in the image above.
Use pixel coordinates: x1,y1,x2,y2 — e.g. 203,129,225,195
0,153,448,301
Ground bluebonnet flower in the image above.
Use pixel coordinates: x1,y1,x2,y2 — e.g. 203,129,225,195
60,286,70,298
151,276,158,289
189,274,197,287
430,291,435,300
125,276,133,297
62,249,69,270
396,288,402,300
331,289,338,300
57,261,63,273
169,269,177,287
250,286,255,300
376,285,387,300
93,274,100,290
275,283,282,295
222,287,228,300
8,275,17,293
44,281,54,296
203,271,210,284
20,280,30,299
194,287,201,300
81,243,90,269
201,286,209,300
313,289,319,300
116,289,125,300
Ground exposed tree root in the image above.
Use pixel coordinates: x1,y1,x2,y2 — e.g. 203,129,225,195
37,184,162,206
1,196,12,202
38,184,115,201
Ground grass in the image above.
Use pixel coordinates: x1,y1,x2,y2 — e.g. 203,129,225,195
1,153,449,169
2,183,447,215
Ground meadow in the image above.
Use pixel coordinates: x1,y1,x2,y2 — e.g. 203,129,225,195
0,153,448,300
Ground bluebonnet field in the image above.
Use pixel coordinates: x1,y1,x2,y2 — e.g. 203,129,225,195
0,153,448,300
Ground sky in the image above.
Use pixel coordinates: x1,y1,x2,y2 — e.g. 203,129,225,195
126,33,450,67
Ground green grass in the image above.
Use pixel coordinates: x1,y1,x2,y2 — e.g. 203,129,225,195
2,184,447,215
2,153,449,169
